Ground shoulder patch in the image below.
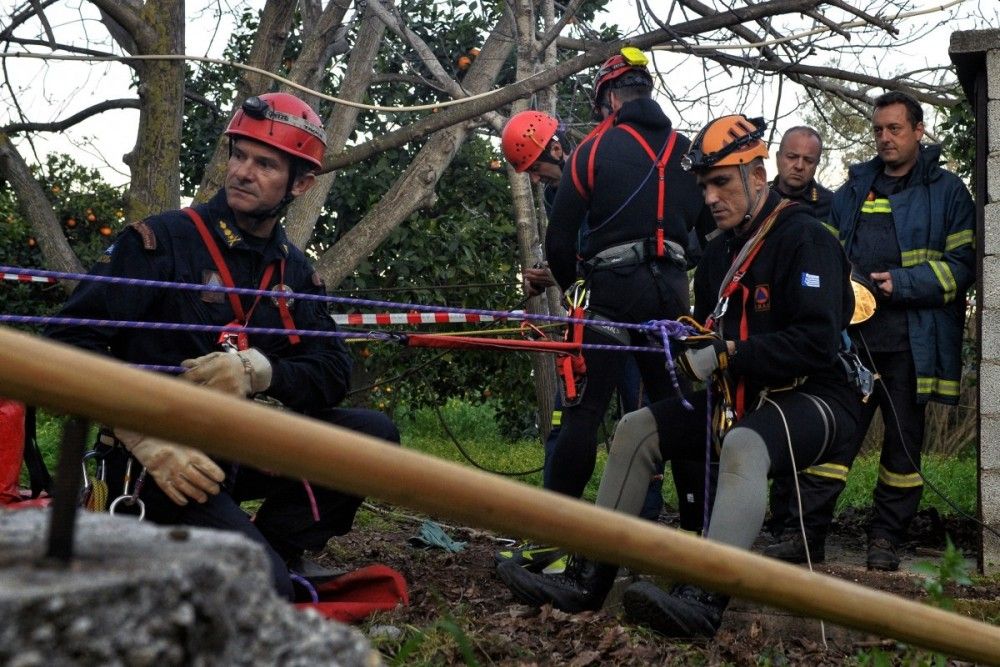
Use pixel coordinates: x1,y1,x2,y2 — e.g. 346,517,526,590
127,220,157,250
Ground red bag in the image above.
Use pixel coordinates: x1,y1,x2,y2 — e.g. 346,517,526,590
1,399,26,506
294,564,409,623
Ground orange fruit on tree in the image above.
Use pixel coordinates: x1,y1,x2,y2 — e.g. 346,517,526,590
99,225,113,237
457,55,472,70
66,217,77,228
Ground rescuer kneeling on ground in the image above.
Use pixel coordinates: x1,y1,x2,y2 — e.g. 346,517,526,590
497,114,865,638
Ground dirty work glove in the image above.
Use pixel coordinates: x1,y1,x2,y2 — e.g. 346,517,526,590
181,349,272,396
676,338,729,382
114,429,226,506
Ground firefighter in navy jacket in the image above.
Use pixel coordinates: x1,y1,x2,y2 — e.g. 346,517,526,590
47,92,399,600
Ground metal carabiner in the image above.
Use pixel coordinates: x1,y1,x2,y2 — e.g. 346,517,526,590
108,458,146,520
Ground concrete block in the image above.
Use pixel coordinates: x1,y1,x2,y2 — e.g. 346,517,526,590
981,416,1000,469
982,256,1000,307
986,202,1000,257
982,468,1000,521
981,309,1000,360
990,48,1000,101
990,101,1000,154
0,511,379,667
990,153,1000,205
980,362,1000,415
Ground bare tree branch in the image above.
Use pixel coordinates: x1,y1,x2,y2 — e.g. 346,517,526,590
2,98,140,134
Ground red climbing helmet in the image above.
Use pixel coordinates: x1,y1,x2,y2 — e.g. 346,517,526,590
592,46,653,113
501,110,560,173
225,92,327,169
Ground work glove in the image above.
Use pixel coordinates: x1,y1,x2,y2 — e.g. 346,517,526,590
676,337,729,382
181,349,272,397
523,266,556,297
115,429,225,506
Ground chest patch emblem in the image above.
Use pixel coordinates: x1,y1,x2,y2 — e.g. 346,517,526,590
754,284,771,311
201,270,225,303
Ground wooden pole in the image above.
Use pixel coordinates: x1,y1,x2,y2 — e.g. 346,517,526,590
1,326,998,663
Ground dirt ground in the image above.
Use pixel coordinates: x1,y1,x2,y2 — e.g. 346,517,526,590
314,504,998,666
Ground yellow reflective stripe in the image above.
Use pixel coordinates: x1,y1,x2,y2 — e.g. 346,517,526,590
929,260,957,301
860,198,892,214
900,248,943,267
803,462,850,482
821,222,839,238
551,410,562,427
878,465,923,488
945,229,974,251
916,377,960,397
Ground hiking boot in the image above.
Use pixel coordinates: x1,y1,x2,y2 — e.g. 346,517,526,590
867,537,900,571
622,582,729,639
762,532,825,564
494,543,567,574
496,555,618,613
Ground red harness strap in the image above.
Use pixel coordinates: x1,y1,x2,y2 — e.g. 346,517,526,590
183,207,300,347
616,124,678,258
703,200,793,418
571,121,679,259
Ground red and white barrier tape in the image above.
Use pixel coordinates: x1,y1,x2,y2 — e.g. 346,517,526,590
332,312,496,325
2,273,58,285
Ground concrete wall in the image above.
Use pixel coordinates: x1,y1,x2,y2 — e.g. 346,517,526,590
951,29,1000,573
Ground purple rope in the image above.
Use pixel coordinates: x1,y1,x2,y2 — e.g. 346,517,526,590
0,313,668,354
703,382,713,536
647,319,696,410
1,264,661,333
288,572,319,604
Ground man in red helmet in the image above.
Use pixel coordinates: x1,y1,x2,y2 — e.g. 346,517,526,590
46,92,400,601
534,48,717,537
498,113,861,639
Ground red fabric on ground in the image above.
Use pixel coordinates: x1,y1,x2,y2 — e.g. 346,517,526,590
0,399,26,506
295,564,408,623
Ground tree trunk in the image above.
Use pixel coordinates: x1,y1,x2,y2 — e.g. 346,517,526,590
0,132,83,292
285,0,385,248
194,0,299,202
313,8,517,286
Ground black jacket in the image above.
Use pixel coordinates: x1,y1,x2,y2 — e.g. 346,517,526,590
46,189,352,415
546,97,714,289
694,191,855,405
770,177,834,223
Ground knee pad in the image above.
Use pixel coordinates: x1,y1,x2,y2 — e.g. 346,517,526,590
719,427,770,479
609,408,661,466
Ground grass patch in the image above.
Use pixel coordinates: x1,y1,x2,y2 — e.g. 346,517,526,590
834,450,977,516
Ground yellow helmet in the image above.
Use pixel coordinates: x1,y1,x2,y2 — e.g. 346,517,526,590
682,115,768,172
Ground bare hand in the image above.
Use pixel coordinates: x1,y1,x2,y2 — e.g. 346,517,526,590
523,267,556,297
870,271,893,297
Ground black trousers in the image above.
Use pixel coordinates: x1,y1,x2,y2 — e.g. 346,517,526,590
100,406,399,600
781,349,925,543
546,260,712,531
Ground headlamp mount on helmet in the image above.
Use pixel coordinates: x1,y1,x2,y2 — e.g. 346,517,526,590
682,116,767,172
240,96,327,145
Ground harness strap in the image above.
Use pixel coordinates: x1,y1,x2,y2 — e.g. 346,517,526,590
182,207,300,346
616,124,678,258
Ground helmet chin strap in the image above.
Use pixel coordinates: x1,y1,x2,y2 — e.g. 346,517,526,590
735,163,765,235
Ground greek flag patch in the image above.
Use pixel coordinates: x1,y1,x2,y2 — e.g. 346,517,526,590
801,272,821,288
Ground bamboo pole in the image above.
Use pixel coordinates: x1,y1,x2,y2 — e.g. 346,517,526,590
1,325,998,664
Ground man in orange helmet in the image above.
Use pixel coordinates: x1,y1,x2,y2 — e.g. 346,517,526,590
498,113,862,638
47,92,400,600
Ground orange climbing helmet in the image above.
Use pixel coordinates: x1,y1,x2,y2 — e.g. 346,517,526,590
501,110,560,173
682,114,768,172
225,92,327,169
592,46,653,113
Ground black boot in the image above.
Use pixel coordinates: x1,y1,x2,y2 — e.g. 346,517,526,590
623,582,729,638
497,555,618,613
762,531,825,564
